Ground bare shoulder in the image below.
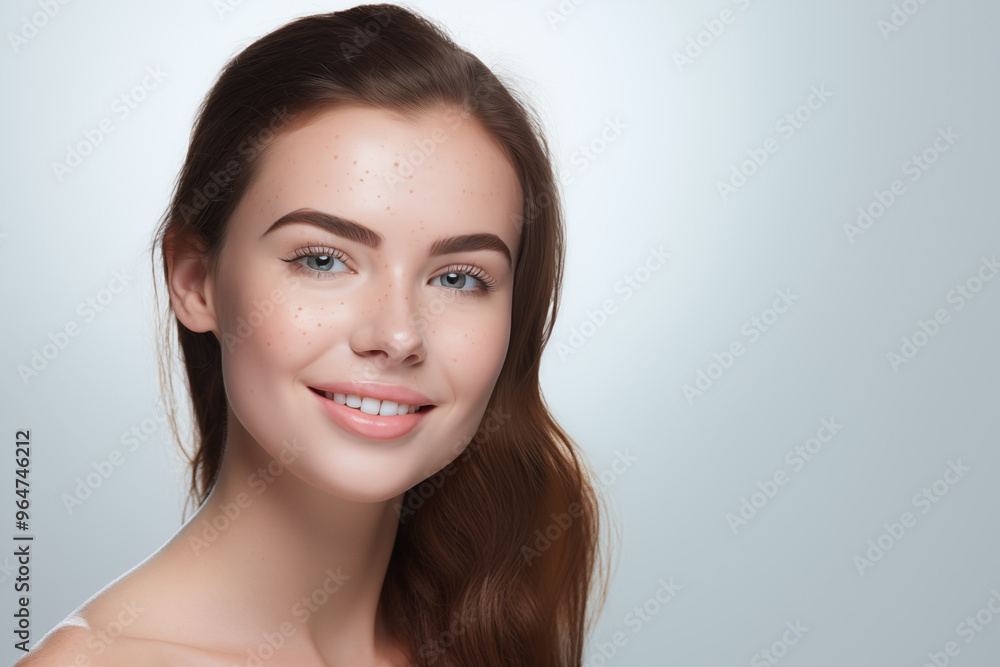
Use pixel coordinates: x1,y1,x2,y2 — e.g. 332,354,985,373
15,554,240,667
13,620,165,667
15,618,239,666
14,621,93,666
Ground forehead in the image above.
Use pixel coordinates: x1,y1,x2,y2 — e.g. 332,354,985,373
232,104,523,259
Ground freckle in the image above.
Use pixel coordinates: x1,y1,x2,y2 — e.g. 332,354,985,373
325,184,328,188
452,358,457,362
317,323,322,327
386,206,390,210
334,155,339,159
463,189,466,193
365,170,369,174
360,179,364,182
394,162,399,167
409,189,414,194
353,160,357,165
349,187,353,191
377,194,381,198
294,314,299,318
335,134,340,138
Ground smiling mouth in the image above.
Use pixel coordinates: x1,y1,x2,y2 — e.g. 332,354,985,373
308,387,432,416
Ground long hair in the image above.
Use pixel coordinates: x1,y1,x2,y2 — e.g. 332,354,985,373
149,5,614,664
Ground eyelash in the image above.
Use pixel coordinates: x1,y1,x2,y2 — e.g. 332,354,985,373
282,244,498,295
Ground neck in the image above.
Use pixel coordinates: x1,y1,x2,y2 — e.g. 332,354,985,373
169,415,405,664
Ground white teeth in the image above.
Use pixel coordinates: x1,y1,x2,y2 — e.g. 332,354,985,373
321,390,421,416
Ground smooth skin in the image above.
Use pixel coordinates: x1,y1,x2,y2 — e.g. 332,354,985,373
19,105,523,666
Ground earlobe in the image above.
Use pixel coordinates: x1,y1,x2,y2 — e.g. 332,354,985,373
166,233,219,336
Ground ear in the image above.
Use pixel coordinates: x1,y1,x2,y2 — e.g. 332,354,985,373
165,231,219,337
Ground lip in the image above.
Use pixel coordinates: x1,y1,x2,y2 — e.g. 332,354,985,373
308,384,435,441
308,382,434,407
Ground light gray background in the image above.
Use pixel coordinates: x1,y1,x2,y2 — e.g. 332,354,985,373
2,1,999,665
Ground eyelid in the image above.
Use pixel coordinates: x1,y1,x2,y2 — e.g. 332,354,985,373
286,244,352,264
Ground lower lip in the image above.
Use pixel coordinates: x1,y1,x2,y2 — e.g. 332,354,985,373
310,388,432,441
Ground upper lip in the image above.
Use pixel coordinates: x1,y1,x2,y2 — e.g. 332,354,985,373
308,382,435,407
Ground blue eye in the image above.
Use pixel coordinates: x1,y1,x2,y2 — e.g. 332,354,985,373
284,247,497,295
430,264,497,296
283,245,352,279
431,272,481,291
299,254,349,273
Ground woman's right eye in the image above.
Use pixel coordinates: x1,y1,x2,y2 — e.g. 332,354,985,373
282,247,352,279
298,254,349,273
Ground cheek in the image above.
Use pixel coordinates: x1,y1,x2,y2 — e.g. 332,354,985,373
215,276,338,395
217,269,342,353
432,298,512,396
216,280,350,453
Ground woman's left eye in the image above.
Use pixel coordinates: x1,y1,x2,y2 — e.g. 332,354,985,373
430,264,497,295
430,272,482,291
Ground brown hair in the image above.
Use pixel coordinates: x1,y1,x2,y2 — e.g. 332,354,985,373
149,4,613,664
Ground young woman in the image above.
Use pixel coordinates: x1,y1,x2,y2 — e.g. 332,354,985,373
21,5,611,665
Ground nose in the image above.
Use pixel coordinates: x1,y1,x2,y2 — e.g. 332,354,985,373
348,280,427,368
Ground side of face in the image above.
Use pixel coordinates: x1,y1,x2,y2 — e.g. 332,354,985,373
171,104,522,503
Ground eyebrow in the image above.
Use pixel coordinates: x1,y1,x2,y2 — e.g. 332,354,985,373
261,207,512,266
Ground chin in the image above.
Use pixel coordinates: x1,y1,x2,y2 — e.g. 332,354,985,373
286,456,427,505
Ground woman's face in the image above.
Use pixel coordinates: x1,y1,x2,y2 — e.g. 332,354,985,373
205,105,522,502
